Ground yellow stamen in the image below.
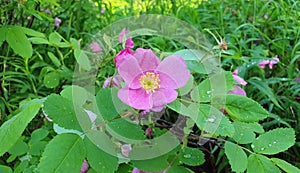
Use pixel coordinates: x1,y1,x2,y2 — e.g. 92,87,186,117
139,72,160,94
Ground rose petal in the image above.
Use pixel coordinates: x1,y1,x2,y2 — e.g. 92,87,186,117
125,37,134,48
114,48,134,67
156,55,190,89
135,48,160,71
118,55,142,86
118,28,129,44
258,60,270,69
118,88,153,110
151,88,178,108
233,74,247,86
233,69,239,75
228,85,246,96
269,55,279,69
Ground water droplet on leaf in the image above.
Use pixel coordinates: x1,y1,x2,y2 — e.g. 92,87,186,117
207,115,216,123
184,154,191,158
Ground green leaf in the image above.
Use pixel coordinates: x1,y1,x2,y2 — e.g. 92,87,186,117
28,37,49,44
0,27,6,46
18,26,45,38
189,104,235,137
96,88,132,121
44,72,60,88
166,166,194,173
70,38,80,49
251,128,295,155
191,71,233,103
47,52,61,67
225,94,269,122
271,158,300,173
131,155,168,172
107,118,145,143
178,147,205,166
174,49,219,74
96,89,145,143
14,160,28,173
232,121,264,144
225,141,247,172
6,26,32,58
74,49,91,71
60,85,89,106
247,154,281,173
84,137,118,173
0,165,12,173
43,94,83,132
167,99,192,117
29,128,49,144
8,140,28,156
37,133,85,173
248,78,282,109
0,99,41,156
49,32,62,45
29,141,47,156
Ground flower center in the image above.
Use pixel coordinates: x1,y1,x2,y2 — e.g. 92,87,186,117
139,72,160,94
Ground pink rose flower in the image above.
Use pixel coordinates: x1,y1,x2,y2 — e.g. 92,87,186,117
232,69,247,86
117,48,190,112
132,168,166,173
54,17,61,28
258,55,279,69
121,144,132,158
80,160,89,173
90,42,102,53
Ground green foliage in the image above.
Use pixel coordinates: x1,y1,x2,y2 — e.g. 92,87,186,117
225,141,247,173
247,154,281,173
251,128,295,155
232,121,264,144
84,137,118,173
191,71,234,103
43,94,83,131
271,158,300,173
0,99,42,156
131,155,169,172
0,165,12,173
178,147,205,166
225,94,269,122
37,133,86,173
189,104,235,137
0,0,299,172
